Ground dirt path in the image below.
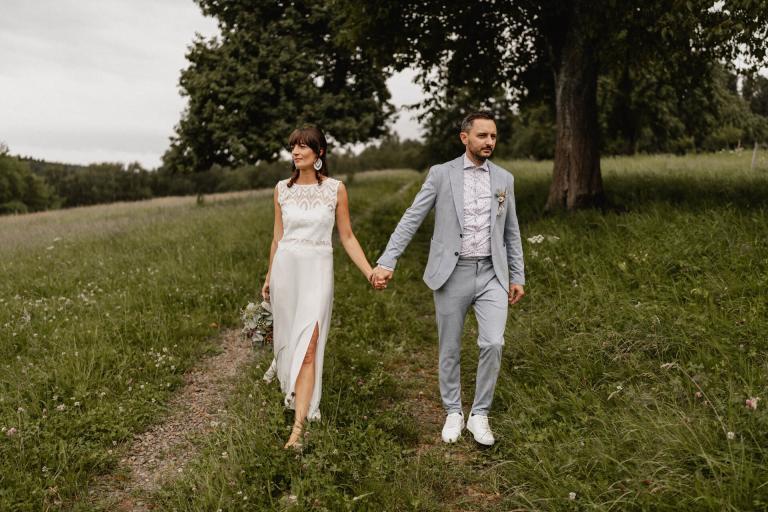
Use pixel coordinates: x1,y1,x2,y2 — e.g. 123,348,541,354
89,329,257,511
396,326,504,510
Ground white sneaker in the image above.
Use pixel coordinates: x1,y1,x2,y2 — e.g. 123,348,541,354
466,413,495,446
263,359,277,383
441,412,464,443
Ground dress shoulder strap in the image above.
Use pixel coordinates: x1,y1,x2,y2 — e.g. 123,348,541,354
326,178,341,208
276,179,289,204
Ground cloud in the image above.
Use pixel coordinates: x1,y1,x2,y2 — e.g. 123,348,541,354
0,1,425,168
0,0,218,168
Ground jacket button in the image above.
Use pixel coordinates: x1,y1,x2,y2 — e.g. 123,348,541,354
459,234,463,238
454,252,459,256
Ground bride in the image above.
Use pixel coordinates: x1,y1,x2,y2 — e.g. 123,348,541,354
261,125,379,449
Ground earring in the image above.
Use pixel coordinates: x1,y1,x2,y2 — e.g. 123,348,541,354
313,158,323,171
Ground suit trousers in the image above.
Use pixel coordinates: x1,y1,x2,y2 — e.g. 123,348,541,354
433,256,508,416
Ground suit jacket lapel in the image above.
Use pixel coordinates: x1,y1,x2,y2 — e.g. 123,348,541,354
449,157,464,229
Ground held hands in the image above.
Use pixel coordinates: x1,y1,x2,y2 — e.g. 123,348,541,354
509,284,525,305
368,266,393,290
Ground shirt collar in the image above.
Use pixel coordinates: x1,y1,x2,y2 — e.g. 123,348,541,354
462,153,490,172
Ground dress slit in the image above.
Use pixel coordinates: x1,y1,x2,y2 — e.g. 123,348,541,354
285,319,322,410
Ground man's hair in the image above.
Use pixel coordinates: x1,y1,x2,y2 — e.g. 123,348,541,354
460,111,495,133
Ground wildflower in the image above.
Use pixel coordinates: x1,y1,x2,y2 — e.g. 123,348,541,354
527,235,545,244
727,431,735,440
568,492,576,500
746,397,760,411
695,391,702,399
17,407,24,413
73,402,80,407
6,427,17,437
56,404,66,411
221,451,228,459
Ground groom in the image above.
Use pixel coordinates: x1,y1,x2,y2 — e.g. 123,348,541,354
372,112,525,446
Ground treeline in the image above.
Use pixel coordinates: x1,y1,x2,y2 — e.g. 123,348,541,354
422,65,768,162
0,137,427,214
0,147,59,214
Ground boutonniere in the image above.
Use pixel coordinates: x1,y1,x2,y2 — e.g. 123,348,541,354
495,189,507,216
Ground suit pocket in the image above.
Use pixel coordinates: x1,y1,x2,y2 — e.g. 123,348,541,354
426,239,444,276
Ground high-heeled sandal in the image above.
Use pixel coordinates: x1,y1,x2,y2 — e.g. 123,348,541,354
284,423,304,450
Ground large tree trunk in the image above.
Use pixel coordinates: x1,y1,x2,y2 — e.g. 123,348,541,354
545,9,605,211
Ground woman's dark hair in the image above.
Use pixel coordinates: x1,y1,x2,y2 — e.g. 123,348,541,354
287,125,328,187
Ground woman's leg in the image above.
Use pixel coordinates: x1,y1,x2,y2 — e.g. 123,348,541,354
285,323,319,448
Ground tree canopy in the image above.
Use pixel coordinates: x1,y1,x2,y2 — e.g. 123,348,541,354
162,0,392,173
163,1,768,210
0,150,58,214
339,0,768,209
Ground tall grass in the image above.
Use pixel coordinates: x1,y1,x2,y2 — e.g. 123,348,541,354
1,154,766,510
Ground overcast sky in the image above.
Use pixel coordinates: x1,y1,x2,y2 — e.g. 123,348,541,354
0,1,425,168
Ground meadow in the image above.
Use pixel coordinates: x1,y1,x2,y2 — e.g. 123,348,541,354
0,153,767,511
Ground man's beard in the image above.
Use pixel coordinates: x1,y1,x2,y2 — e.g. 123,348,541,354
470,146,493,162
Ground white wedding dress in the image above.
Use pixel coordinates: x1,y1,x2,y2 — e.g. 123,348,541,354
268,177,340,421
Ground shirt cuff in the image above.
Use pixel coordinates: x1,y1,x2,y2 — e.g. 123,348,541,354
377,264,394,272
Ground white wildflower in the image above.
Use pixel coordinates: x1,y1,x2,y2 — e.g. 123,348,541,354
527,235,545,244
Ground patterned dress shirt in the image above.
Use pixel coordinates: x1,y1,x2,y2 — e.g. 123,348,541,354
460,153,492,257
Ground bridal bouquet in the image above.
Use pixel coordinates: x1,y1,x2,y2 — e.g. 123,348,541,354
241,300,273,346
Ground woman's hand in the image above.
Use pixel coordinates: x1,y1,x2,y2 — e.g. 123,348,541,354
261,277,270,301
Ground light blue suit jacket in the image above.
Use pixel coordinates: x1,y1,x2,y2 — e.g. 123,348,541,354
377,155,525,291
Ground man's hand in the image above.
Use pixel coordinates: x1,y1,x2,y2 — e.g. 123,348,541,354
509,284,525,305
370,266,394,290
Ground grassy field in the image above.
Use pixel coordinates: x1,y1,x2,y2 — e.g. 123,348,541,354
1,154,767,510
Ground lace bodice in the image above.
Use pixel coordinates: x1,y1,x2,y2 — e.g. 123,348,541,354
277,178,340,247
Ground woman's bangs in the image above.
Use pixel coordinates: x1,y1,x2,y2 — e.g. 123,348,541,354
288,129,315,149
